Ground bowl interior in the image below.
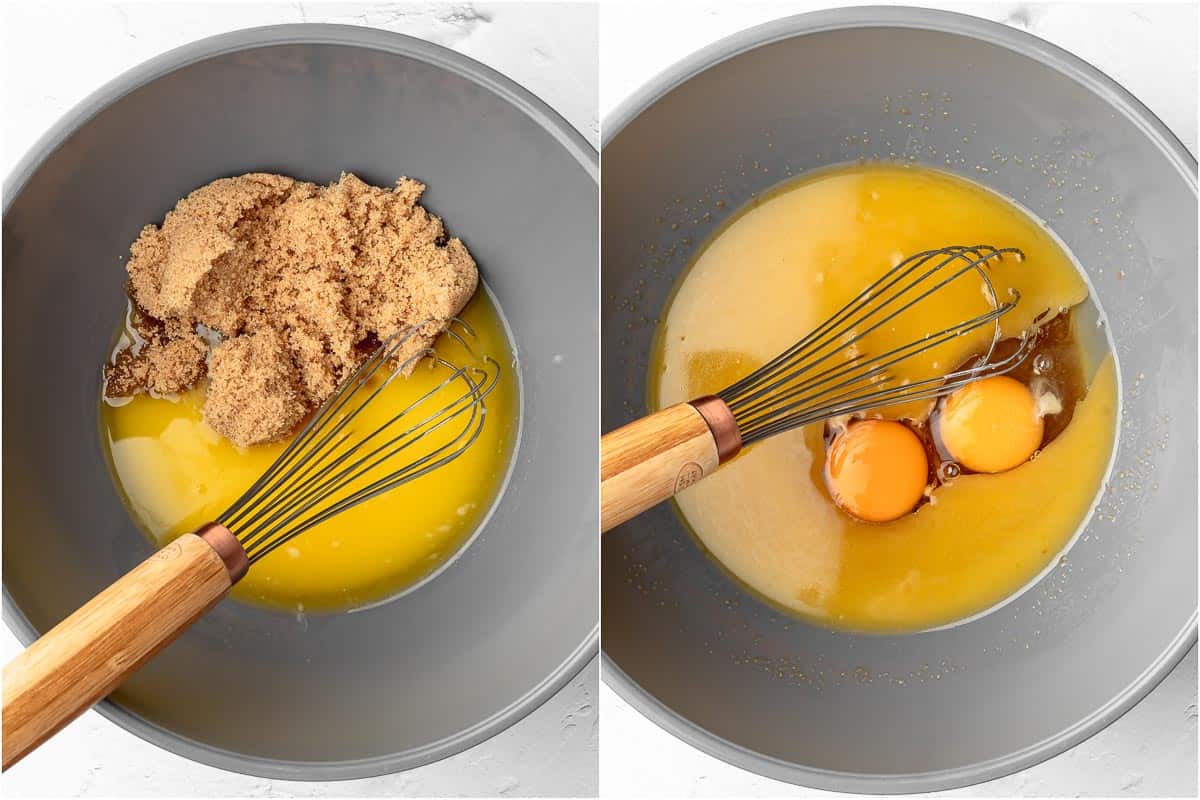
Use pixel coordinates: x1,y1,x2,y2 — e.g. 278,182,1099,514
601,16,1196,790
4,31,598,775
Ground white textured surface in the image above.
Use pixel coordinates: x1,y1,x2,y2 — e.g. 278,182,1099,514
599,2,1197,798
2,2,597,797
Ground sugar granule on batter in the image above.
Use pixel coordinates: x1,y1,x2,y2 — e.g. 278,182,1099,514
104,172,478,447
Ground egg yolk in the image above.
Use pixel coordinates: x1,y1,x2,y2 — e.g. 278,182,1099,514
938,375,1044,474
825,420,928,522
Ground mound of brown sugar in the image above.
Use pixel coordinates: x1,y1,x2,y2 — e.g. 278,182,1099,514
104,172,478,447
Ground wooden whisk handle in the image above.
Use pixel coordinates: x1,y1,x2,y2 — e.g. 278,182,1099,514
2,526,247,770
600,398,742,532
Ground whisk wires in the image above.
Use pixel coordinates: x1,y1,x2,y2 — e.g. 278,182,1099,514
219,320,500,564
719,245,1036,445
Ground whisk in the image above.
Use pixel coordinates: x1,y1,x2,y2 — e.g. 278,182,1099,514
601,245,1036,532
2,322,499,769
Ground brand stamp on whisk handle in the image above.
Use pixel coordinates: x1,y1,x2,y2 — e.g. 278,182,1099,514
675,462,705,493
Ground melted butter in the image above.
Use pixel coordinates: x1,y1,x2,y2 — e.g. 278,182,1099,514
101,293,518,612
659,163,1089,423
653,163,1118,632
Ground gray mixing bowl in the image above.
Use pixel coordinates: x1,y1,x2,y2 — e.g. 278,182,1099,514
602,8,1196,793
4,26,597,778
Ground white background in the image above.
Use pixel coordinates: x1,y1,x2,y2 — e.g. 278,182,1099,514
599,2,1197,798
2,2,598,797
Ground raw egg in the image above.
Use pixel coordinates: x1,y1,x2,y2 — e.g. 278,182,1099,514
938,375,1043,474
825,419,928,522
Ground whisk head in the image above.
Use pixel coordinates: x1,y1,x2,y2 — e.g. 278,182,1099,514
217,320,500,565
718,245,1037,445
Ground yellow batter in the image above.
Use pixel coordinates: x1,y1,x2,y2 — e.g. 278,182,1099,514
653,163,1118,632
102,293,517,611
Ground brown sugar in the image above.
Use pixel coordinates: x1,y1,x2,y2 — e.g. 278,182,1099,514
203,329,309,447
104,172,478,447
104,307,208,397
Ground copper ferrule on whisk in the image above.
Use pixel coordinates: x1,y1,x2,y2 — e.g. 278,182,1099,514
197,523,249,584
689,395,743,463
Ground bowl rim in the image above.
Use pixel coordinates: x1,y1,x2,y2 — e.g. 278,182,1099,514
600,6,1197,794
3,23,598,781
